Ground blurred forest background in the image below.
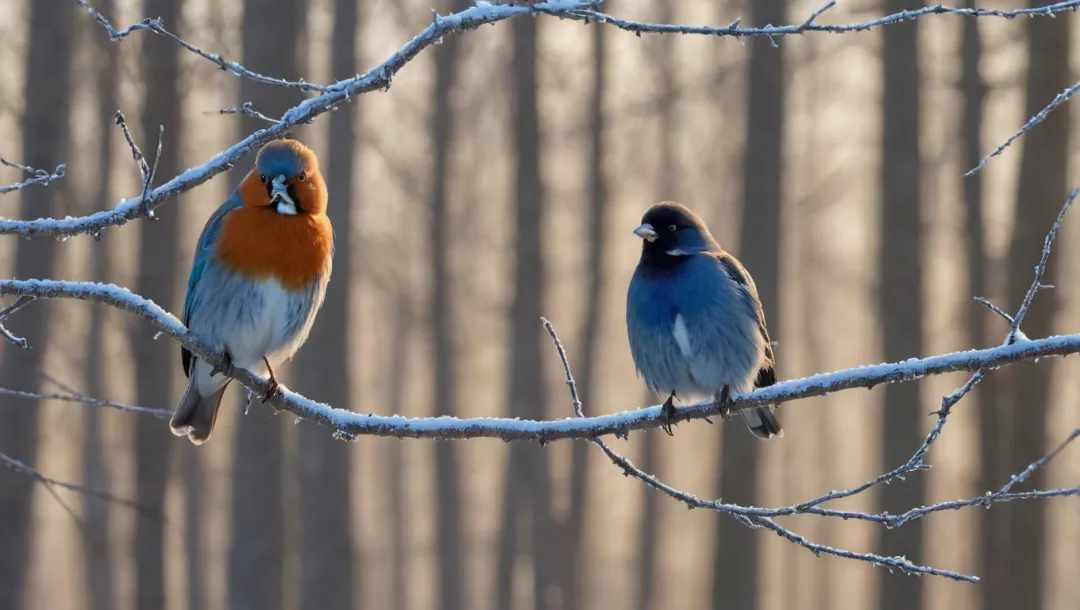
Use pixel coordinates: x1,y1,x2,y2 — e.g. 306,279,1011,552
1,0,1079,609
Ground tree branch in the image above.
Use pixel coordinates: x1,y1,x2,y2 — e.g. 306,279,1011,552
0,157,66,196
0,0,601,238
3,278,1080,443
5,0,1074,237
571,0,1080,40
526,191,1080,583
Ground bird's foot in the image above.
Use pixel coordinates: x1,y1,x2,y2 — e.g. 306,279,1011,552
660,390,678,436
210,349,234,378
261,357,280,403
718,385,735,421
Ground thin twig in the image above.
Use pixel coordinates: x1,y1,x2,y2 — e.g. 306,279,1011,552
1,0,602,237
541,318,978,581
75,0,329,92
967,80,1080,176
0,371,171,418
217,102,277,125
0,157,66,195
10,0,1074,237
0,452,147,511
570,0,1080,39
0,295,35,348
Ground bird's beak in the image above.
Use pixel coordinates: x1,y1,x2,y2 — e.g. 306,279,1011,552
634,223,658,242
270,174,297,215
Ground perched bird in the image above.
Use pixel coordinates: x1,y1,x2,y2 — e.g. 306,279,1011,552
625,202,782,439
170,139,334,445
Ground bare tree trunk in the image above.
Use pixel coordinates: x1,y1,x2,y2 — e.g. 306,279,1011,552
82,3,119,607
0,3,75,607
495,15,554,610
992,8,1070,610
131,1,185,606
293,0,358,607
713,0,785,607
229,1,307,608
558,20,607,610
636,13,677,606
386,289,412,610
428,2,469,607
958,7,1002,609
876,6,925,610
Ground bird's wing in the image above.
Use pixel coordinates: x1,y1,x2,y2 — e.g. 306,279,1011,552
712,251,776,387
181,192,244,377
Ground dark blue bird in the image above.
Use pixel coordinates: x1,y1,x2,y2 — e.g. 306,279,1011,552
626,202,782,439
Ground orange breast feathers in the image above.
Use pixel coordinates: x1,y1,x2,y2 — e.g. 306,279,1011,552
215,206,333,289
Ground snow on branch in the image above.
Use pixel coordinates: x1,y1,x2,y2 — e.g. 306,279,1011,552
967,79,1080,175
573,0,1080,41
531,191,1080,583
2,278,1080,444
3,0,1074,237
0,157,66,196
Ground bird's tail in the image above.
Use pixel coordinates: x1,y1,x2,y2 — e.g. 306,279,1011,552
739,406,783,440
171,365,230,445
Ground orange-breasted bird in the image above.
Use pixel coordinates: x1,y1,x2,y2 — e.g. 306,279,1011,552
170,139,334,445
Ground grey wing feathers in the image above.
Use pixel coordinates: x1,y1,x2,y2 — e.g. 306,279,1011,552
715,252,776,388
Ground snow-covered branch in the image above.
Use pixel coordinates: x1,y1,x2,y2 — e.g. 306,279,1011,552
0,157,65,196
0,0,601,238
2,0,1073,236
3,277,1080,443
573,0,1080,41
532,191,1080,583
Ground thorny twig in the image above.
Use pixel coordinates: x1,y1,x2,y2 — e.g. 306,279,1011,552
0,157,66,196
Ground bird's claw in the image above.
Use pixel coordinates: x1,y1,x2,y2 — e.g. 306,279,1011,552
261,356,279,403
660,390,678,436
718,385,735,421
210,350,234,378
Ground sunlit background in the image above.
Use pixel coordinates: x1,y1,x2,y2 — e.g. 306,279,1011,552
1,0,1079,609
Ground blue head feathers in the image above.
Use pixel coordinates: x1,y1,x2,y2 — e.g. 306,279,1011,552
255,139,311,181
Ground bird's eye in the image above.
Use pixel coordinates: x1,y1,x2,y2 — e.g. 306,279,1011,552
668,224,677,232
259,174,267,184
298,172,306,181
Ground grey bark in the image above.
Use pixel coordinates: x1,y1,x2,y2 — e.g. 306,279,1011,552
993,6,1071,610
876,6,925,610
713,0,785,607
495,14,554,610
132,0,185,606
0,2,75,607
228,0,307,607
428,1,469,609
293,0,358,607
